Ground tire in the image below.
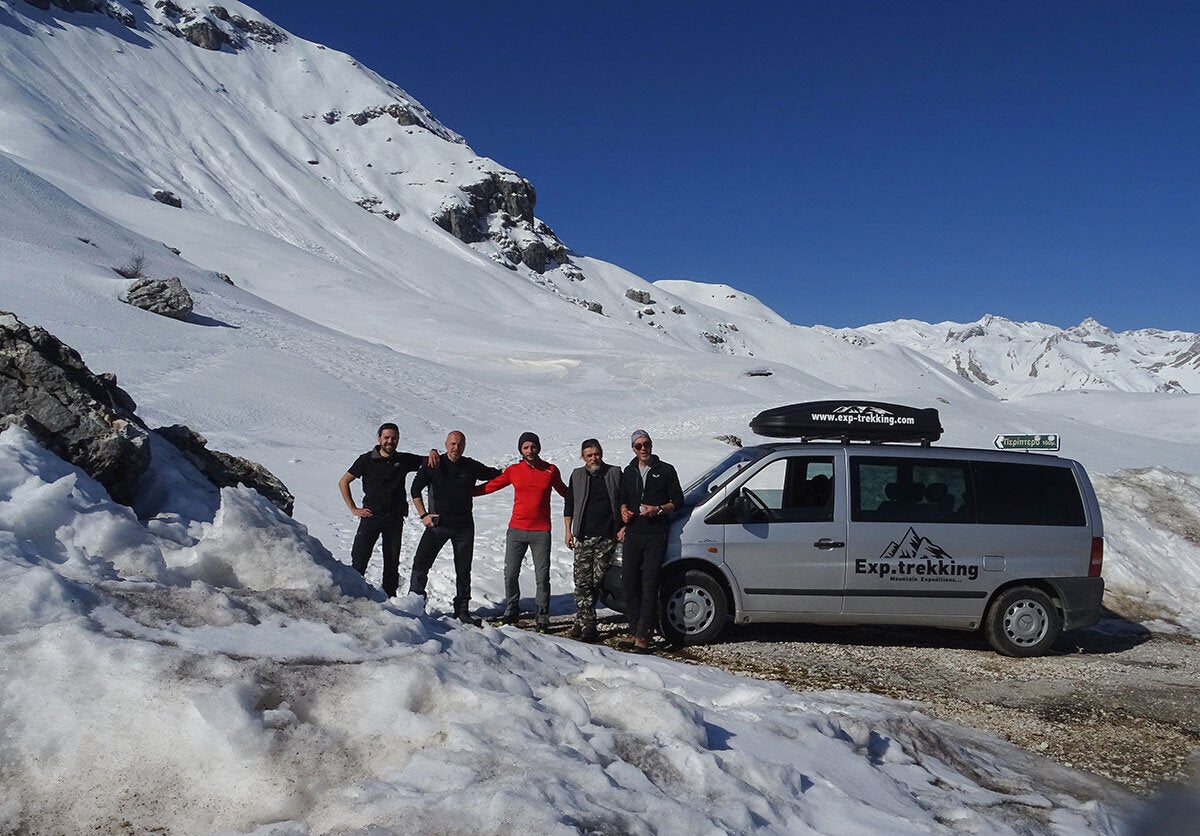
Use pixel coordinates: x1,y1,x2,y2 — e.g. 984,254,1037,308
659,570,728,646
984,586,1061,657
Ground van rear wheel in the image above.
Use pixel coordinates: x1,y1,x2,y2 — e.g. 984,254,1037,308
984,586,1061,657
660,570,727,646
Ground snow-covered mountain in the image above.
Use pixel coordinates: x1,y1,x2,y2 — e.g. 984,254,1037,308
852,314,1200,398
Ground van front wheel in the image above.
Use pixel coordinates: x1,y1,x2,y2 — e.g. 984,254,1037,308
660,570,727,646
984,586,1061,657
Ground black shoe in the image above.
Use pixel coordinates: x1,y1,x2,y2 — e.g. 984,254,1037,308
535,616,550,633
455,612,482,627
494,612,521,627
568,623,583,640
581,628,599,643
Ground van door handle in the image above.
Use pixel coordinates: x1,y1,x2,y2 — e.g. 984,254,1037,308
814,539,845,549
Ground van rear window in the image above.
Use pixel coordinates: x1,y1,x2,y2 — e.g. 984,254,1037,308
851,457,1087,527
971,462,1086,526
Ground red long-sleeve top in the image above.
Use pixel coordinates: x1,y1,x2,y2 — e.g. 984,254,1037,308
477,460,568,531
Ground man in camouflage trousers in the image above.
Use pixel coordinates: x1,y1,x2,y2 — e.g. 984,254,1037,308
563,438,624,641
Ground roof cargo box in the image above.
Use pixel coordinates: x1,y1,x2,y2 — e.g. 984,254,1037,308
750,400,943,444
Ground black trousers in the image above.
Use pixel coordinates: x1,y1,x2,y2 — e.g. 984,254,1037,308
408,522,475,614
351,511,405,597
621,527,667,639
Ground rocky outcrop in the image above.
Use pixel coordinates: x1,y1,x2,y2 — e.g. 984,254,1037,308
124,277,194,320
433,172,576,275
22,0,136,28
153,189,182,208
0,311,294,513
153,2,285,50
155,424,294,516
0,310,149,504
625,289,652,304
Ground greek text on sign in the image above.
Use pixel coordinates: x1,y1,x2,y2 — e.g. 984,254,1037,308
994,434,1060,451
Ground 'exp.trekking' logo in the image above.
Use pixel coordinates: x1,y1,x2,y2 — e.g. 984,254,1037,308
854,527,979,581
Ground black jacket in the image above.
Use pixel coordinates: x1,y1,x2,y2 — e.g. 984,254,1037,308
348,447,425,516
410,455,501,529
619,455,685,531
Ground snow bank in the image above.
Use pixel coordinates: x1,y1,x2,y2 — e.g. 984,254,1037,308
1094,467,1200,634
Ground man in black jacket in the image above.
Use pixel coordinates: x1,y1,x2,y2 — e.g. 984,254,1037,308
618,429,685,652
409,430,502,624
338,423,437,597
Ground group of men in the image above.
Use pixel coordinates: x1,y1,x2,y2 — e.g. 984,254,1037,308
338,424,684,652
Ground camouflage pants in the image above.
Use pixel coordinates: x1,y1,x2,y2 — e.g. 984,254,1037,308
572,535,618,631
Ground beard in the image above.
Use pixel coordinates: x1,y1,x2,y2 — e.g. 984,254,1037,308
585,461,603,473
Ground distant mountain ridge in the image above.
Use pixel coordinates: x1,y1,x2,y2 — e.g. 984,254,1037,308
846,315,1200,398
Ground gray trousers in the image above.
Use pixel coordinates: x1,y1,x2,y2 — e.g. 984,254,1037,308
503,528,551,616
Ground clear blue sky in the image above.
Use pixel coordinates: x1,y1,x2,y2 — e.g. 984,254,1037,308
251,1,1197,332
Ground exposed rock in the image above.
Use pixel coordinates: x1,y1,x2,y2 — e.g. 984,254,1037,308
216,272,234,285
228,14,286,45
715,434,743,447
701,331,726,345
152,189,182,208
0,310,149,504
1,311,294,514
671,305,686,315
572,299,603,315
181,18,231,50
433,202,483,244
744,368,774,377
156,424,294,515
625,288,652,305
518,239,549,273
124,277,194,320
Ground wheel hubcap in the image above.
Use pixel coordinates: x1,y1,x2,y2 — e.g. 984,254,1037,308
1004,599,1049,646
667,585,715,634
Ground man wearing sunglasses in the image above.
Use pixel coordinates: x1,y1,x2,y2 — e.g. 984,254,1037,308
617,429,685,653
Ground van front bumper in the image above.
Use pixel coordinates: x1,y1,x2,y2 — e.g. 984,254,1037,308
1050,576,1105,631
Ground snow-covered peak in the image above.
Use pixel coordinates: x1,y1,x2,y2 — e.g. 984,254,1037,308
854,315,1200,397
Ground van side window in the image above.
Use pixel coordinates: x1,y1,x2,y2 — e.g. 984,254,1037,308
971,462,1086,526
851,458,971,523
739,457,835,522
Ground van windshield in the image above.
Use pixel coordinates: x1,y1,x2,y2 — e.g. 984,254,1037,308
683,447,771,506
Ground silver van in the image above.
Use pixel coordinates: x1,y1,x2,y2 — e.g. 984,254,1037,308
601,401,1105,657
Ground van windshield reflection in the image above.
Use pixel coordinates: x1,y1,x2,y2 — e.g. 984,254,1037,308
682,447,770,506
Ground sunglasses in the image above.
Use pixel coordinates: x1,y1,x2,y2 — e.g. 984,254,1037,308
633,442,652,450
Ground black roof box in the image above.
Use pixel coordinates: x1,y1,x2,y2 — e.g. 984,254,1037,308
750,400,943,444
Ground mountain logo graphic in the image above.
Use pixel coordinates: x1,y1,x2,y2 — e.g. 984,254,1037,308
832,405,893,417
880,527,954,561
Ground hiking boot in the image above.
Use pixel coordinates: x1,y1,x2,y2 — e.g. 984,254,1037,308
493,611,521,627
631,636,650,654
616,633,636,650
581,627,600,643
567,623,583,640
455,611,482,627
535,615,551,633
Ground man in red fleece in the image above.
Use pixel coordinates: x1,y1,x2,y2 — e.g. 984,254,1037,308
477,432,568,631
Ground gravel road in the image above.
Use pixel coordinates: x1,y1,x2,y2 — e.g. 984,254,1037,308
633,606,1200,796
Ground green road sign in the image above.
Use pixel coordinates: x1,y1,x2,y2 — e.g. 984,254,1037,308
994,434,1060,451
